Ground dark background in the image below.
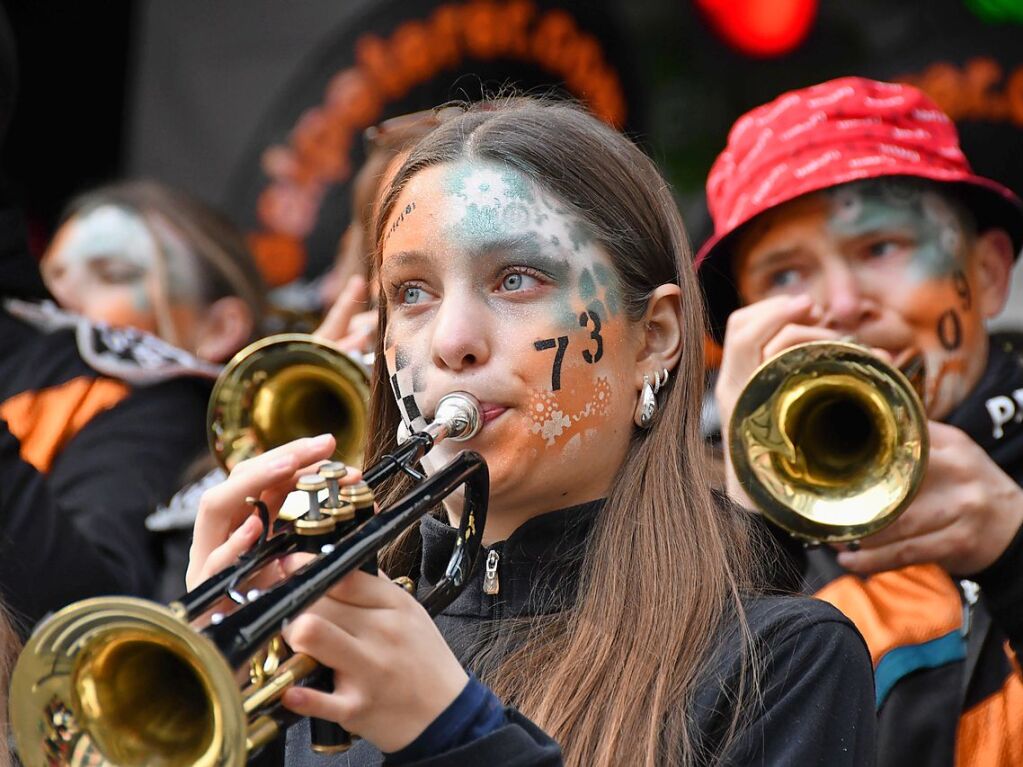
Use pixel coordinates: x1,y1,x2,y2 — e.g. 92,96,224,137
2,0,1021,319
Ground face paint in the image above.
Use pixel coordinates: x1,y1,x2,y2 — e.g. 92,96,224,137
385,342,429,436
826,178,970,280
735,178,986,418
41,205,205,343
442,163,621,328
379,160,640,517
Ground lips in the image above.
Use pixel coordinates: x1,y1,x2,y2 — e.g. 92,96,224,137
423,396,510,425
481,404,508,424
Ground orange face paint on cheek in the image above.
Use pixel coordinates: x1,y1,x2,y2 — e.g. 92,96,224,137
893,274,986,416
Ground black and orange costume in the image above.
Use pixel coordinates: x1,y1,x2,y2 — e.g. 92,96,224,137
0,201,215,631
804,334,1023,766
695,77,1023,767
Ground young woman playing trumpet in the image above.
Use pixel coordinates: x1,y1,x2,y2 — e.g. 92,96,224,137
189,97,876,766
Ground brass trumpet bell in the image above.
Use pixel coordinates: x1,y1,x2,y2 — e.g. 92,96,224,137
208,333,371,470
728,341,928,543
9,598,248,767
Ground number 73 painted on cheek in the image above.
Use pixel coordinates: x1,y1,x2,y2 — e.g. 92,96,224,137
534,309,604,391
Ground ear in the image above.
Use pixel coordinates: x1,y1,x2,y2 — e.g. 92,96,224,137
970,228,1015,319
194,296,254,362
634,283,684,391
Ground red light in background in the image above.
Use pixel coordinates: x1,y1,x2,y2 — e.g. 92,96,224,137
697,0,818,58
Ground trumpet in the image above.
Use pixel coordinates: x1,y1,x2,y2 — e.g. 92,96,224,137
208,333,372,470
728,340,928,543
9,392,489,767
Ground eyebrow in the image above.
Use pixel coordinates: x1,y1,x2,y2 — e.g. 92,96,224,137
382,238,575,282
742,246,803,276
380,250,432,272
466,236,573,280
464,233,538,258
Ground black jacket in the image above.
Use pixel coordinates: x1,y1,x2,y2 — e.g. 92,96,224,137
285,500,877,766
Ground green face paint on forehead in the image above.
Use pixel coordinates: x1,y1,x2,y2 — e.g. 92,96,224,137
58,205,205,304
442,161,596,252
61,206,158,273
437,160,622,327
826,178,972,280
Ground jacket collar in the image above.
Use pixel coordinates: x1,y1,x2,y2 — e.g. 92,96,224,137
419,499,604,619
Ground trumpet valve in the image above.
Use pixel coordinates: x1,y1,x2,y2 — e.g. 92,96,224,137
318,461,348,510
296,475,327,517
295,475,336,536
340,481,375,522
295,516,337,535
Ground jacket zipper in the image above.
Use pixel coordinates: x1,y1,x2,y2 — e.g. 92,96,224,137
483,548,501,595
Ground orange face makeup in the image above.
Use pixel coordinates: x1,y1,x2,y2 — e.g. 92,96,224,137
736,178,986,418
379,160,641,515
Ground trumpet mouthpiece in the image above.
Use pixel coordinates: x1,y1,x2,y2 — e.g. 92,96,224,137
434,392,482,442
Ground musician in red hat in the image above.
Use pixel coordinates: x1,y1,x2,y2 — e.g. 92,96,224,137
699,77,1023,765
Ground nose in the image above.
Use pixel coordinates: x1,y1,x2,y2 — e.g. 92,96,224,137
819,261,875,332
430,294,491,372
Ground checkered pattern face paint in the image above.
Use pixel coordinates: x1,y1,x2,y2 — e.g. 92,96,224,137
386,343,428,435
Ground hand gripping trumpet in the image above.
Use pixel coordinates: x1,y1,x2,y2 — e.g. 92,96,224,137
9,393,489,767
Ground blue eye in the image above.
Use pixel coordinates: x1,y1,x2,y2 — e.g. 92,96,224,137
769,269,801,289
867,240,901,259
498,270,541,292
402,286,424,304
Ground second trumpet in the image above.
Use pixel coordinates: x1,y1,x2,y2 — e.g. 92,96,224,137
728,340,929,544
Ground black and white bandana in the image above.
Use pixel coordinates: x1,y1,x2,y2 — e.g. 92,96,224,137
4,298,222,385
145,467,226,532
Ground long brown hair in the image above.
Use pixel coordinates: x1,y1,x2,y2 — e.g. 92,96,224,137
370,98,763,766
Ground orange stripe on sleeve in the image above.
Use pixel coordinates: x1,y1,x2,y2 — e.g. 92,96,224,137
0,376,130,473
956,647,1023,766
816,565,962,666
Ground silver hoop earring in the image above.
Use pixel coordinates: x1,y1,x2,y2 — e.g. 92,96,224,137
635,375,657,428
653,368,670,394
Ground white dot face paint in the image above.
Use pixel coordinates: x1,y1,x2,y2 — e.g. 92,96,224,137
379,160,642,519
42,205,205,342
736,178,987,418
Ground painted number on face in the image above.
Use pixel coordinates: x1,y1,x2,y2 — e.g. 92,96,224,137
535,335,569,391
937,309,963,351
579,310,604,364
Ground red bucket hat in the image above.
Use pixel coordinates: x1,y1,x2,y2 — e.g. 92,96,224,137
695,76,1023,340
